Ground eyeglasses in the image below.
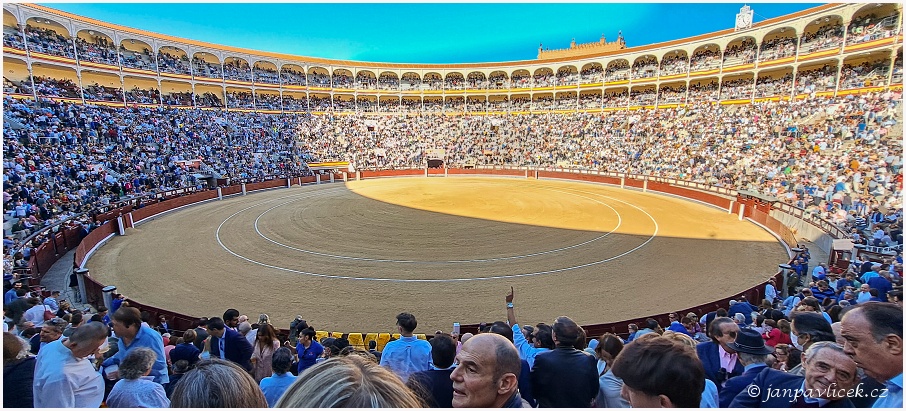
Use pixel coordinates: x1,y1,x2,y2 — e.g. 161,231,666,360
726,331,738,338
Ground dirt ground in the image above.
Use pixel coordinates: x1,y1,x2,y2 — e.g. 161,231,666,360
88,177,786,334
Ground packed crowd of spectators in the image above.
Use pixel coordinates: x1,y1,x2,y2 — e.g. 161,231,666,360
659,54,689,76
758,36,797,62
719,78,755,100
723,39,757,66
2,80,904,410
124,87,159,105
3,27,25,49
2,88,902,265
23,77,81,99
160,91,193,107
690,48,722,72
280,68,306,86
82,84,122,103
119,47,156,72
254,66,280,85
74,36,118,66
331,72,353,89
799,23,845,53
191,57,222,79
23,25,74,59
840,59,894,89
580,65,604,84
223,60,253,82
604,61,630,82
847,12,900,45
2,270,902,407
156,51,191,76
631,58,659,80
795,65,839,95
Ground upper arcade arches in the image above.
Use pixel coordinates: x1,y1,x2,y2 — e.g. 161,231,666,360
223,56,252,82
759,27,798,63
119,38,155,71
5,2,903,114
157,45,190,76
723,36,757,67
280,64,306,86
24,17,74,59
192,52,222,79
75,28,117,66
690,43,721,72
659,50,689,78
800,15,844,54
308,66,330,87
253,60,279,85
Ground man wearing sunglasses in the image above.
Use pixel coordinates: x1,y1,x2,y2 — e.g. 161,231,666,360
696,317,744,390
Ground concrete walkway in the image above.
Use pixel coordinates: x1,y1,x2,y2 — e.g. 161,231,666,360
39,249,93,312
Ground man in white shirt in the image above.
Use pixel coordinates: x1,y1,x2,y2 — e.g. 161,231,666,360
33,321,108,408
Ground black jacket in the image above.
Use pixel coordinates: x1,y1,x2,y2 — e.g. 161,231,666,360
407,368,454,408
530,346,598,408
4,357,36,408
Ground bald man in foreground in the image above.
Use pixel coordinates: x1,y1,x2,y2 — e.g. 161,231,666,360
450,333,528,408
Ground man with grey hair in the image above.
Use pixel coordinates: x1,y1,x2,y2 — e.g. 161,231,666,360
29,317,67,355
718,328,772,407
840,302,902,408
33,321,108,407
106,347,170,407
729,341,860,407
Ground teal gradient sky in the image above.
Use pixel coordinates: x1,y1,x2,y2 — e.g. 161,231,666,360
40,2,822,64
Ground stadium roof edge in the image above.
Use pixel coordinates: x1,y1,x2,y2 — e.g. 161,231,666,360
21,3,841,69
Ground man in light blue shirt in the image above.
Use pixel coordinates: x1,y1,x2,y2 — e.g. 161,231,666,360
259,347,297,407
505,287,552,369
840,303,902,408
102,306,169,385
43,290,61,312
379,312,431,383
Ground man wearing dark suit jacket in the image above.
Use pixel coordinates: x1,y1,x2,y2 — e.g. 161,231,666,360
406,333,456,407
696,317,744,390
206,317,253,372
729,341,859,407
718,328,772,407
530,316,598,408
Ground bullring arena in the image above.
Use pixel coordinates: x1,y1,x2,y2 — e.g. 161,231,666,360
85,175,785,332
3,1,901,340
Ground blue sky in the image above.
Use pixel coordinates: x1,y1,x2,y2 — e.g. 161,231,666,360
41,2,821,64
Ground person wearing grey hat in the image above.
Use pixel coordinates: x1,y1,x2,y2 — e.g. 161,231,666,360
718,328,773,407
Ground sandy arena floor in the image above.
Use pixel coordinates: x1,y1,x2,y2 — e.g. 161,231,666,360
87,177,786,333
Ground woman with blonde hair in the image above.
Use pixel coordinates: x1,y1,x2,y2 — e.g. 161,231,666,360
276,353,423,408
250,323,280,382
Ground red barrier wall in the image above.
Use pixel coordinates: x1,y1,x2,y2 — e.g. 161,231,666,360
360,169,423,178
646,181,733,209
74,222,117,267
246,179,286,192
130,191,218,223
